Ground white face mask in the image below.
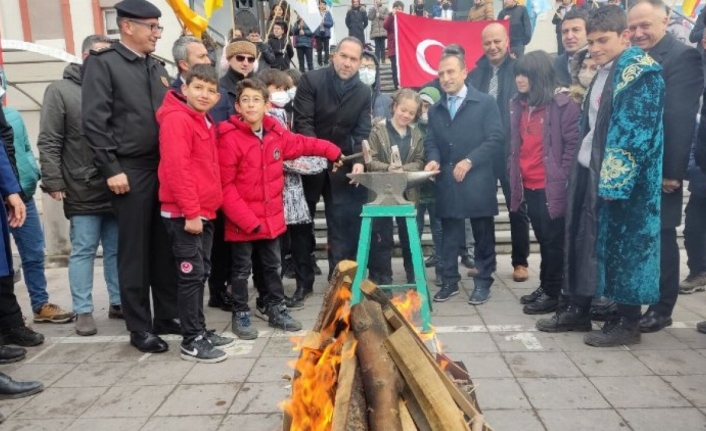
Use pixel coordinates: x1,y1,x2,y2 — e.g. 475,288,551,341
419,113,429,124
359,69,376,86
286,86,297,101
269,91,291,108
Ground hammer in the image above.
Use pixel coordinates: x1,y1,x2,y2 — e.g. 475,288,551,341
333,140,372,171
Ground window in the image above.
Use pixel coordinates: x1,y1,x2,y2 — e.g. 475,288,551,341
103,8,119,36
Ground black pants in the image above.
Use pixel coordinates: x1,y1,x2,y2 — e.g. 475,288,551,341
0,275,23,330
650,228,680,316
389,54,399,89
684,193,706,275
111,166,178,332
524,189,564,297
315,37,330,65
441,217,496,287
373,36,386,62
208,210,231,296
296,47,314,72
289,223,316,289
368,217,413,284
163,218,213,342
500,173,531,268
323,176,364,279
231,239,285,311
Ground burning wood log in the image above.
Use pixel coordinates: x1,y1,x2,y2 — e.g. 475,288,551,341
351,300,405,431
314,260,358,333
331,334,368,431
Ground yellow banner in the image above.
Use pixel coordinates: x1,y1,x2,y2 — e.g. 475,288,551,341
205,0,224,18
164,0,209,37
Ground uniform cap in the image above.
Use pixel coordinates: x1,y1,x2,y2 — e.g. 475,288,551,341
115,0,162,19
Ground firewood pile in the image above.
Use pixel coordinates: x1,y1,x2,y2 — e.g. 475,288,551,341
282,260,493,431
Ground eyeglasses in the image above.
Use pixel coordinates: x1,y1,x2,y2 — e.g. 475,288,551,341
235,54,256,63
126,19,164,33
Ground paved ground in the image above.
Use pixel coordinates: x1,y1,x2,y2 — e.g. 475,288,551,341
1,252,706,431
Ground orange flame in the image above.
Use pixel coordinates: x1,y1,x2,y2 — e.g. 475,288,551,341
282,287,353,431
390,290,440,351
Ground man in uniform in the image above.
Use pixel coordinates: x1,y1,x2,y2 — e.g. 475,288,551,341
82,0,179,353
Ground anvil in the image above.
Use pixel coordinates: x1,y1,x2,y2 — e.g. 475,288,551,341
346,171,438,206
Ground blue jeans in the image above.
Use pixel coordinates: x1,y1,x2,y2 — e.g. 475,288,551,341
68,214,120,314
10,200,48,312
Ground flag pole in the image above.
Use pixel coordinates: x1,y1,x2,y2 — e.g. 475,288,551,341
229,0,237,36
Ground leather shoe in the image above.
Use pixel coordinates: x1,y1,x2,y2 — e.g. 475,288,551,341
639,310,672,333
0,345,26,364
0,372,44,399
130,331,168,353
153,318,181,335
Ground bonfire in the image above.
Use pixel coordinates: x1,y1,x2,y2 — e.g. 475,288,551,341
281,261,492,431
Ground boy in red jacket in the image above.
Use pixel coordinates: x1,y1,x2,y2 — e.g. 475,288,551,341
157,65,235,363
218,78,343,339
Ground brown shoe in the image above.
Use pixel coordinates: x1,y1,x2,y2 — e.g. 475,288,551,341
513,265,529,282
33,303,75,324
467,267,479,277
108,305,124,320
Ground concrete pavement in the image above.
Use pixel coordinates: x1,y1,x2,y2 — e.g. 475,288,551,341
1,252,706,431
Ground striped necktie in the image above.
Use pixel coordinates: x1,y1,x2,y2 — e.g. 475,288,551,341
488,67,499,100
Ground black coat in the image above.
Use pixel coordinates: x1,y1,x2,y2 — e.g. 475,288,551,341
345,8,369,43
469,54,517,175
648,33,704,228
38,63,112,218
268,36,294,70
292,66,372,204
218,68,253,117
554,52,572,87
423,85,504,219
82,43,170,178
497,5,532,46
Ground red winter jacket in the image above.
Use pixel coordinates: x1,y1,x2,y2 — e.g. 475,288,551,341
157,90,223,220
218,115,341,242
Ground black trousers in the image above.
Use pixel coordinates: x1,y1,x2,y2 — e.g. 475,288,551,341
208,211,231,294
650,228,680,316
323,176,363,279
315,37,330,65
0,275,23,330
500,173,530,268
524,189,564,297
231,239,285,311
373,36,386,62
163,218,213,342
684,193,706,275
441,217,496,287
389,54,399,90
289,223,316,289
296,47,314,72
111,167,178,332
368,217,413,284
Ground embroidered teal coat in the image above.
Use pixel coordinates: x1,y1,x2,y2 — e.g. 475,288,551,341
596,48,665,305
564,47,665,305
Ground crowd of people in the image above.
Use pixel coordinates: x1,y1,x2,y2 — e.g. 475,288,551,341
0,0,705,417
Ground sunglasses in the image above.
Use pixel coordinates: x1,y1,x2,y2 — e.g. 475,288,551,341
235,54,256,63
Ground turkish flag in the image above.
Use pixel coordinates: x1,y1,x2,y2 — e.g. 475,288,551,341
394,14,509,88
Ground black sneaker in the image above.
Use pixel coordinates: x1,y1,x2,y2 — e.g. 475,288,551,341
2,325,44,347
205,329,236,348
284,296,305,310
584,316,641,347
425,254,437,268
590,297,618,322
232,311,259,340
180,334,227,363
311,254,323,276
460,254,474,269
208,290,233,312
536,305,592,333
267,303,303,332
522,294,558,315
254,298,269,322
520,286,545,305
433,285,459,302
697,321,706,334
468,286,491,305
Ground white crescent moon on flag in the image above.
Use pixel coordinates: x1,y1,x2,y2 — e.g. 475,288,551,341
416,39,445,76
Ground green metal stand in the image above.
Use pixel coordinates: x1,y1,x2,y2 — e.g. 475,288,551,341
351,203,433,332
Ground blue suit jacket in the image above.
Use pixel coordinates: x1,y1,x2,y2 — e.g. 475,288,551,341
0,138,22,277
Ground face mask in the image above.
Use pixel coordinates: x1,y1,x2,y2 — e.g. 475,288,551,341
419,113,428,124
359,69,376,86
269,91,291,108
414,4,424,12
578,68,595,89
286,86,297,101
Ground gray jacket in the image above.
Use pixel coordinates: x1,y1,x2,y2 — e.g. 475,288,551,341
368,5,389,39
38,63,112,218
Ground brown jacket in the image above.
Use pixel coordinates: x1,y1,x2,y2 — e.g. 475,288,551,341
467,1,494,21
366,120,425,203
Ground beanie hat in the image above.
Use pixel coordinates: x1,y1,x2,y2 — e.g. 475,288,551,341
225,40,257,60
419,86,441,105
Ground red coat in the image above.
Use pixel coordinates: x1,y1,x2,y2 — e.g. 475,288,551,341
383,14,396,58
218,115,341,242
157,90,222,220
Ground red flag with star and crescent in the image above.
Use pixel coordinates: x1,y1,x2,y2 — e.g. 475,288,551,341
394,14,509,87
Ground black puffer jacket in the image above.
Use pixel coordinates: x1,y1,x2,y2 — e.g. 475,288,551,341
38,63,112,218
